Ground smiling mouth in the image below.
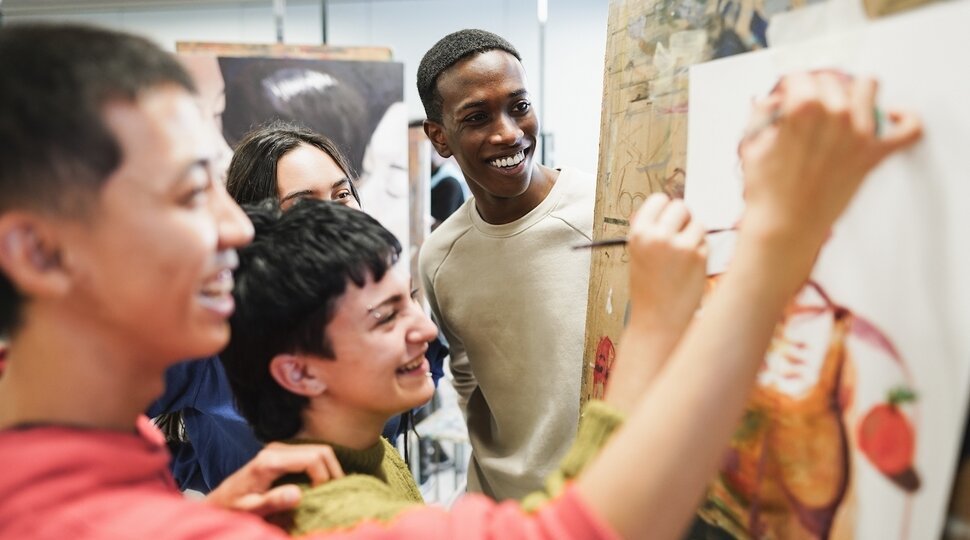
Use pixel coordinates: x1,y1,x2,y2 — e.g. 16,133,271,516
488,149,526,169
396,357,425,375
197,269,235,315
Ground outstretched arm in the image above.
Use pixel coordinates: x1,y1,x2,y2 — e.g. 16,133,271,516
575,72,922,540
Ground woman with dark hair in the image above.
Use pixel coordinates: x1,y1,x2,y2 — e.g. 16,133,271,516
227,121,447,439
227,121,361,211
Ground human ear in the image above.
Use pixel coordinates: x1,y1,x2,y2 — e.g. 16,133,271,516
423,120,453,159
270,353,328,397
0,213,70,299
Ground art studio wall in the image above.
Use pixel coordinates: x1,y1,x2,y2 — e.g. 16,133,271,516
4,0,609,175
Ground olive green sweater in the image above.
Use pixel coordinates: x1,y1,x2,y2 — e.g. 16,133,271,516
281,400,624,534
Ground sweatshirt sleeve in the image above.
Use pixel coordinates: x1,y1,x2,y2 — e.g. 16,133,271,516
291,403,623,539
519,400,625,512
418,244,478,412
303,485,618,540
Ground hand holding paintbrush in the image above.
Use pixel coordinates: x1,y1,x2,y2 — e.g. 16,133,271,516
573,227,733,250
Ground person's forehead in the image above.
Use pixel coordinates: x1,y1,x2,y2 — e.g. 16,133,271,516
328,269,394,322
277,145,344,188
437,50,527,102
101,85,210,187
281,144,341,171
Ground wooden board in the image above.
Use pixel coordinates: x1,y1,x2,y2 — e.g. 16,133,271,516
176,41,392,61
580,0,791,403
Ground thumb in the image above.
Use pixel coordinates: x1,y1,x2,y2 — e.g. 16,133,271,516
875,109,923,160
230,484,302,516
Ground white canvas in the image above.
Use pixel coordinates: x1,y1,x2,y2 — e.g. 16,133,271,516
685,1,970,538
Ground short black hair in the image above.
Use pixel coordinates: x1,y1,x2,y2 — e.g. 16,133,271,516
417,29,521,123
0,23,195,336
221,199,401,442
226,121,360,207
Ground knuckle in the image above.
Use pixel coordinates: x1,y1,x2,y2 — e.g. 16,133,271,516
792,99,822,120
833,108,852,126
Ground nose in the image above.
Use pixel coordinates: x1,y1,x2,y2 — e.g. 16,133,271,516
489,113,524,146
408,311,440,345
212,181,254,250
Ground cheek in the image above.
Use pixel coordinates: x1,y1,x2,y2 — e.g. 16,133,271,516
139,214,218,291
521,116,539,136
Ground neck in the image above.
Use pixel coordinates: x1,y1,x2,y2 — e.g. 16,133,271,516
298,399,391,450
472,164,559,225
0,309,167,432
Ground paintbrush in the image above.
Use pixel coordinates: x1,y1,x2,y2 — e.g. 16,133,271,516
572,228,734,250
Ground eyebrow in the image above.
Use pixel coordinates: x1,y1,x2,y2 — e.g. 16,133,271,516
366,293,405,320
280,189,314,204
280,178,351,204
171,157,212,187
457,89,529,112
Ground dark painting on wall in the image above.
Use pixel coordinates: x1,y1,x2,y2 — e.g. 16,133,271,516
178,51,409,263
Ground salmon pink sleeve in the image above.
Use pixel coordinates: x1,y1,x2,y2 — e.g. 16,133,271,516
306,485,617,540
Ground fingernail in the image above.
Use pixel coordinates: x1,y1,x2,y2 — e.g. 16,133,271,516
281,486,299,504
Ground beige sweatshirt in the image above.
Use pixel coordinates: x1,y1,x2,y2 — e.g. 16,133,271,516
419,167,595,500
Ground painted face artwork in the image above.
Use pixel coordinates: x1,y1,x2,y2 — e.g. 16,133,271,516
276,144,361,211
432,50,541,203
699,277,919,540
759,283,836,398
311,268,437,418
60,85,253,367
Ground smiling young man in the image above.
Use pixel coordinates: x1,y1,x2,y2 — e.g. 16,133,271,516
417,29,597,500
0,24,351,539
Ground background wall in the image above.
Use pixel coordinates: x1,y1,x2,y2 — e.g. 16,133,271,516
4,0,608,173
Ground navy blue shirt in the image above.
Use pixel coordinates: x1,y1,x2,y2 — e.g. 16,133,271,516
149,338,449,492
147,357,261,492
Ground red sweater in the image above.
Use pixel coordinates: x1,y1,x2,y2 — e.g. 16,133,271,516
0,416,616,540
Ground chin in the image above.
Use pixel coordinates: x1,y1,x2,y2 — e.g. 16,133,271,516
184,328,230,360
408,384,436,409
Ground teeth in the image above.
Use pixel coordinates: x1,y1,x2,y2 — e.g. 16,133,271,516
398,358,422,372
200,270,234,296
490,150,525,168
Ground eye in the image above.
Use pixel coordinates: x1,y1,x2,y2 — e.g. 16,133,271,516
463,112,487,124
280,194,308,211
373,307,399,327
334,189,353,202
512,100,531,115
180,166,212,207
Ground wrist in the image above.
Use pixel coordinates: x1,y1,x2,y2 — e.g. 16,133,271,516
731,224,819,303
603,327,681,413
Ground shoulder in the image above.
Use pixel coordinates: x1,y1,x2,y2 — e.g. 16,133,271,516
419,204,475,278
555,167,596,203
549,167,596,238
291,475,420,534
